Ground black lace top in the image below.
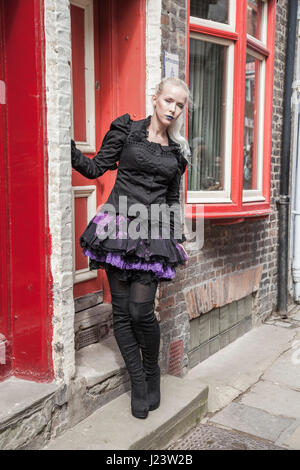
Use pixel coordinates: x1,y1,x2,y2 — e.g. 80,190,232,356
71,114,188,242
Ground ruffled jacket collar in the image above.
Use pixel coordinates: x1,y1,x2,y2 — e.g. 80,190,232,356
129,115,182,156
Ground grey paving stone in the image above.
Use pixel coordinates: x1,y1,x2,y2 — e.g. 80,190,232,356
240,380,300,419
275,420,300,449
210,402,294,442
280,425,300,450
291,310,300,322
262,348,300,390
186,325,295,392
205,384,241,413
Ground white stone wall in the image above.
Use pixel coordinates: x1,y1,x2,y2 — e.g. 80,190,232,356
145,0,163,314
44,0,75,383
146,0,162,114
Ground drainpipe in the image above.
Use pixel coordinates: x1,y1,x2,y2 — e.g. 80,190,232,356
278,0,298,318
292,7,300,303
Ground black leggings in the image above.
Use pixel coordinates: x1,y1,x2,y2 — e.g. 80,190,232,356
105,268,160,384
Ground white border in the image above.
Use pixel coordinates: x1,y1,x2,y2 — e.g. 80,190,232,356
243,51,266,202
190,0,236,32
247,0,268,45
187,32,234,204
70,0,96,153
72,185,97,284
145,0,162,115
45,0,75,383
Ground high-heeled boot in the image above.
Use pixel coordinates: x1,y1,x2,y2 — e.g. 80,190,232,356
129,299,161,411
111,293,149,419
145,364,161,411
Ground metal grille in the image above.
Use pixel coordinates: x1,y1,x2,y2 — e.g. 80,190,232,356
167,424,285,450
75,325,100,351
168,339,183,376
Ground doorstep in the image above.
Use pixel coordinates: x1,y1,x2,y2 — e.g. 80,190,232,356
0,336,130,450
0,377,62,450
43,374,208,450
75,334,129,388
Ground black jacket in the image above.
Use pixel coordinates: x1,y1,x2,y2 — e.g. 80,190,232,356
71,114,187,242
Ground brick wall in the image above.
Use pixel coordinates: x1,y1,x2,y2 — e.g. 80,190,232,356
157,0,290,375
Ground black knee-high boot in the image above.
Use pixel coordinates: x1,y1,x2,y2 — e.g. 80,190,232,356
111,293,149,419
129,299,161,411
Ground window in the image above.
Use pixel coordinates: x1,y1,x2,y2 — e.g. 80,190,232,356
190,0,229,24
71,0,95,153
186,0,276,220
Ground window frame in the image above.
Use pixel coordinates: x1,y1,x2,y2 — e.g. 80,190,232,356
188,32,234,203
72,186,98,284
70,0,96,153
185,0,276,221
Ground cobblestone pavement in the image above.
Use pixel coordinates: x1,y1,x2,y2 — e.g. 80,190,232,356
167,423,286,450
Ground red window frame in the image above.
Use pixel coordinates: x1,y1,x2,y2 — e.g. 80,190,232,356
185,0,276,222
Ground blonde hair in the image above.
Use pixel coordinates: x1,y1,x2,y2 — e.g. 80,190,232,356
154,77,191,162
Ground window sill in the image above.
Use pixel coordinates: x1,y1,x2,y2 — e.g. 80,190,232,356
185,203,272,224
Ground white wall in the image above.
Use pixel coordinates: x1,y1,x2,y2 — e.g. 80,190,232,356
44,0,75,383
146,0,162,114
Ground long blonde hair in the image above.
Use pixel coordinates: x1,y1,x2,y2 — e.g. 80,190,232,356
154,77,191,162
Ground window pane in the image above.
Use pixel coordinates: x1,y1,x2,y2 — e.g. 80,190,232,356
247,0,263,40
243,54,260,191
188,38,226,192
71,4,87,142
190,0,229,24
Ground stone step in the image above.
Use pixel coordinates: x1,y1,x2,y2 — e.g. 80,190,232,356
1,336,208,450
0,377,61,450
75,334,130,391
43,374,208,450
0,336,129,450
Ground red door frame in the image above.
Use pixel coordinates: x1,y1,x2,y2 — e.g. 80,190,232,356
0,0,53,382
0,0,12,380
72,0,146,303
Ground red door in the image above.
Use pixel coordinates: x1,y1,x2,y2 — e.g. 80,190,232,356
0,0,53,382
0,0,11,380
71,0,146,303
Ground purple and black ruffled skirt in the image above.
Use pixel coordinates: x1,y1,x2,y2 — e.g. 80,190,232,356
79,210,188,284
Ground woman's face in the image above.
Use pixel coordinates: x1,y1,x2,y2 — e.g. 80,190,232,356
152,83,187,127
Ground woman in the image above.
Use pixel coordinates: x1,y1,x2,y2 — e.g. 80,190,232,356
71,77,190,419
